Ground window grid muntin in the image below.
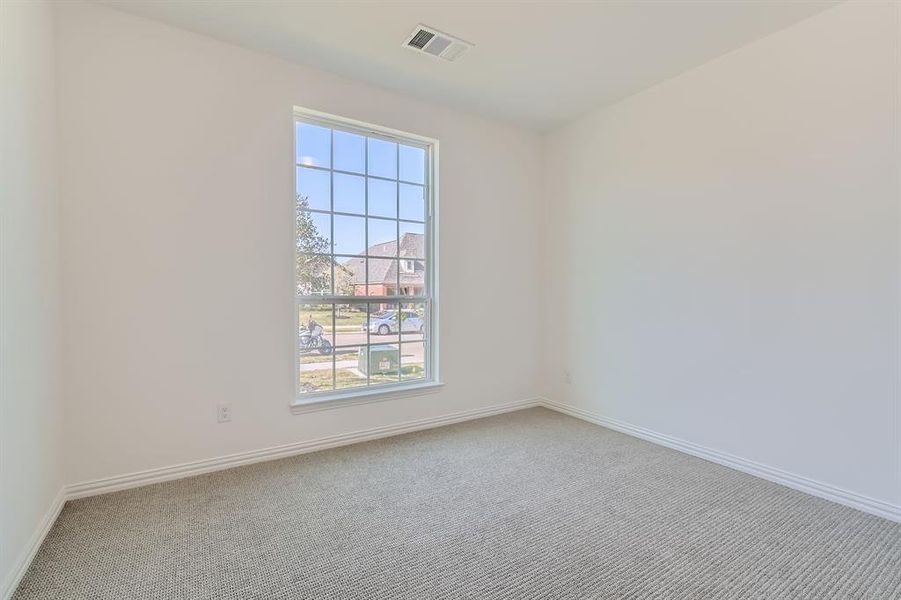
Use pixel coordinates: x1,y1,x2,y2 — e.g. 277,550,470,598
300,207,425,225
297,162,426,187
296,113,433,399
329,128,336,389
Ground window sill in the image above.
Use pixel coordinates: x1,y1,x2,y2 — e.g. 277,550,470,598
290,380,444,414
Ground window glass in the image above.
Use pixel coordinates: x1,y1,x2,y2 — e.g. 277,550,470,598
398,145,425,184
296,114,434,401
333,130,365,174
296,123,331,168
368,178,397,218
334,173,365,215
367,138,397,179
399,183,425,222
297,167,330,212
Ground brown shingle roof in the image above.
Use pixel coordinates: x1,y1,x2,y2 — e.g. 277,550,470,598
343,233,424,286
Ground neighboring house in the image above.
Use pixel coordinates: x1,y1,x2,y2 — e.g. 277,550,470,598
343,233,425,308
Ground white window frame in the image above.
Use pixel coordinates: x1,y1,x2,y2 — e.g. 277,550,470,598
291,106,441,413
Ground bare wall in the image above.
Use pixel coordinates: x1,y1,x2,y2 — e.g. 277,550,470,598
55,1,544,485
0,0,64,593
542,1,901,508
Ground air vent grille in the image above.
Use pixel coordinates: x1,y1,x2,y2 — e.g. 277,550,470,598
408,29,435,50
403,24,472,62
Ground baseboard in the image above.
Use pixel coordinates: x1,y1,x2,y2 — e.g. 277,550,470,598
539,397,901,523
1,487,66,600
16,395,895,600
66,397,542,500
6,398,540,598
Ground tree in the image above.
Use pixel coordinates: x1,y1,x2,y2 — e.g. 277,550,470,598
333,263,358,318
296,195,332,295
335,263,356,296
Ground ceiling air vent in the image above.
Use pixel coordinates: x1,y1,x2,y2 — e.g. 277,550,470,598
403,25,472,62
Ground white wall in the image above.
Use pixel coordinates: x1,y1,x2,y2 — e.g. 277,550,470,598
0,0,64,593
33,0,900,517
55,1,544,485
543,1,900,509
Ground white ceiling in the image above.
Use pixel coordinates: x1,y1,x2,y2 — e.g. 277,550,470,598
93,1,837,131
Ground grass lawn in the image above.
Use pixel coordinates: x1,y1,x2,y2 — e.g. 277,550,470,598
300,365,425,392
299,367,366,391
299,307,368,328
300,348,358,363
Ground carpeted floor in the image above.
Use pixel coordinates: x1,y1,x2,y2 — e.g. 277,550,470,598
14,407,901,599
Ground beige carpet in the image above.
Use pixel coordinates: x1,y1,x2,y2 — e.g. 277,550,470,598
14,408,901,599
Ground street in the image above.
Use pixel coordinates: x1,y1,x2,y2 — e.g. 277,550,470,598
332,329,424,346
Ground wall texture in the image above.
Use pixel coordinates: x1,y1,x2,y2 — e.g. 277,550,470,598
0,0,64,593
55,1,544,485
543,1,900,510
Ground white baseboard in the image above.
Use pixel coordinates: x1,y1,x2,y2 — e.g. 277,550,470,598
5,397,540,598
1,487,66,600
539,397,901,523
66,397,542,500
8,395,896,599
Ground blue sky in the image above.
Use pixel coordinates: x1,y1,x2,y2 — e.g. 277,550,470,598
296,122,426,257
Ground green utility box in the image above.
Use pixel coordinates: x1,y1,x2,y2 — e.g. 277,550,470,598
358,344,399,376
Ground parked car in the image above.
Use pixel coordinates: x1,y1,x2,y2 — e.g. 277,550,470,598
362,310,425,335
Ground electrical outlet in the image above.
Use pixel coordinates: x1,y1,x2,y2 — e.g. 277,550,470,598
217,403,232,423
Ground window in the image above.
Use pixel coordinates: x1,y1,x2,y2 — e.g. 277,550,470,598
294,108,438,406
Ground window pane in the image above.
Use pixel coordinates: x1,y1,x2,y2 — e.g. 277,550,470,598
368,344,400,385
300,352,334,393
336,346,368,390
333,173,364,215
338,256,365,296
399,222,425,259
368,302,400,342
296,123,331,168
367,258,397,296
398,259,424,297
400,342,426,381
299,303,334,355
297,167,331,212
333,304,368,347
367,138,397,179
296,210,331,254
333,214,365,256
400,302,426,340
368,218,397,253
399,183,425,222
368,178,397,219
333,344,363,386
399,145,425,184
296,254,332,296
334,130,364,174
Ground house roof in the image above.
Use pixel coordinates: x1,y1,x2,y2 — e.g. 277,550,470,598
343,233,425,286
